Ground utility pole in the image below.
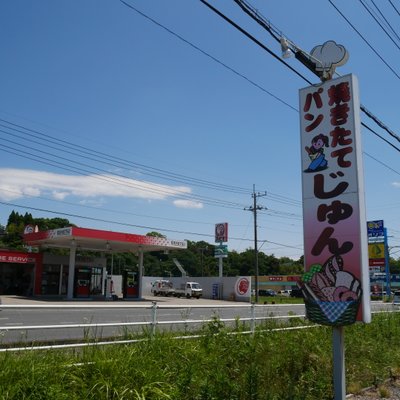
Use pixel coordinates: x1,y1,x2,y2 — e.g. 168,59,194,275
199,247,208,276
245,184,267,303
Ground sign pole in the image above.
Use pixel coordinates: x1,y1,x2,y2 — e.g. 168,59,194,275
218,256,223,278
384,228,391,297
333,326,346,400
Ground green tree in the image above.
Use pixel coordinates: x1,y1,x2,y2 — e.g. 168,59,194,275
390,257,400,274
2,211,73,250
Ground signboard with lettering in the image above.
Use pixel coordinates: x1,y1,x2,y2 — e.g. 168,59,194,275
299,74,370,325
367,220,384,239
0,251,37,264
215,223,228,243
367,220,384,241
368,243,385,266
214,244,228,258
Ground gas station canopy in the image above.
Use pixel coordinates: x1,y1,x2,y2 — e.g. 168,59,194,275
24,226,187,253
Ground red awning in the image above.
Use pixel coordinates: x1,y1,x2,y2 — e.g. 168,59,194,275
24,226,187,253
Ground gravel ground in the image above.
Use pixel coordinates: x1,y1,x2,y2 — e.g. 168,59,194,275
347,379,400,399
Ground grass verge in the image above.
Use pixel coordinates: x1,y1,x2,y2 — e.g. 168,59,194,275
1,313,400,399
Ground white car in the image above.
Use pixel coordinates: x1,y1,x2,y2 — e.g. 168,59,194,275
279,290,292,297
393,290,400,305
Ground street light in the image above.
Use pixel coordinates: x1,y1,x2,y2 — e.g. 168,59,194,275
280,37,293,58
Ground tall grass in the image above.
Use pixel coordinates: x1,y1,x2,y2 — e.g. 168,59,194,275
1,313,400,399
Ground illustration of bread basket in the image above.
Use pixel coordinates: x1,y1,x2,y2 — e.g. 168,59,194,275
301,256,362,326
304,298,360,326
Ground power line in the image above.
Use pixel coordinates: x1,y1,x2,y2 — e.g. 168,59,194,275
230,0,400,148
0,116,304,210
0,200,221,238
388,0,400,17
0,186,304,238
0,199,302,249
360,106,400,145
0,118,252,195
370,0,400,44
121,0,400,157
361,122,400,153
0,138,248,210
0,187,222,226
328,0,400,80
358,0,400,50
118,0,298,113
199,0,313,85
363,152,400,176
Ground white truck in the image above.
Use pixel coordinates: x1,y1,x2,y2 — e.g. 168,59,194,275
173,282,203,299
151,279,174,296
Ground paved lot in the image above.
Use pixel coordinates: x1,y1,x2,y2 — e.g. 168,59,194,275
0,294,250,306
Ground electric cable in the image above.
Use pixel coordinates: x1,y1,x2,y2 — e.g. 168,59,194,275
0,118,252,195
361,122,400,153
120,0,400,155
0,199,302,248
328,0,400,80
198,0,313,85
0,139,302,220
358,0,400,50
118,0,298,113
388,0,400,17
231,0,400,147
0,140,247,210
0,128,248,206
363,152,400,177
0,117,303,208
370,0,400,44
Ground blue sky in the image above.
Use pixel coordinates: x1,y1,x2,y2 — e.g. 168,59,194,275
0,0,400,260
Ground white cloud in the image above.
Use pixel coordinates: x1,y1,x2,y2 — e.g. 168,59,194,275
0,168,199,207
52,191,69,200
78,198,107,207
173,199,203,209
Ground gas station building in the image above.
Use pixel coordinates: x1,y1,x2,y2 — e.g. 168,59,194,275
0,226,187,300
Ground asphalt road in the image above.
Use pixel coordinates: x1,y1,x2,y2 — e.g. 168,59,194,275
0,296,395,347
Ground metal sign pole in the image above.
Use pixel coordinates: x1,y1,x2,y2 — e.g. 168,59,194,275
332,326,346,400
384,228,391,297
218,255,223,278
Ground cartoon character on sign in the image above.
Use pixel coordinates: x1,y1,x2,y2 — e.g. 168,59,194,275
236,278,249,296
215,223,228,242
304,133,329,172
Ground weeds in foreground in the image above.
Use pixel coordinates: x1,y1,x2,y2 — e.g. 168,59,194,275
1,313,400,399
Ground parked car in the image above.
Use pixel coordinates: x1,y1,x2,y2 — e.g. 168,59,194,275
290,288,304,298
392,290,400,304
279,289,292,297
258,289,277,297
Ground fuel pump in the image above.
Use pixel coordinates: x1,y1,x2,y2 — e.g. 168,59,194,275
122,270,138,298
74,268,91,297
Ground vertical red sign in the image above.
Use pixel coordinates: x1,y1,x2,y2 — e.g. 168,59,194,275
299,74,370,325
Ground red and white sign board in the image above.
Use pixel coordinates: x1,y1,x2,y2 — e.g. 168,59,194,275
0,251,38,264
215,223,228,243
235,277,250,297
24,226,187,252
299,74,370,324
